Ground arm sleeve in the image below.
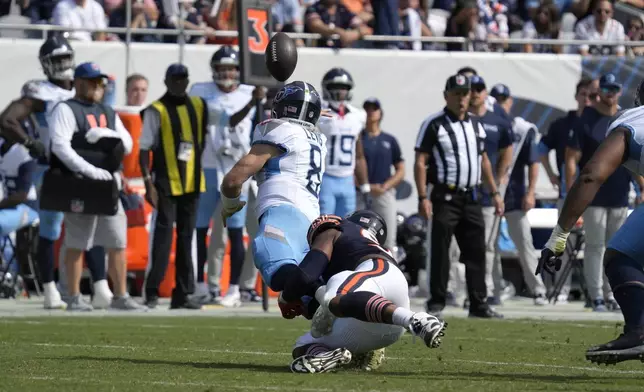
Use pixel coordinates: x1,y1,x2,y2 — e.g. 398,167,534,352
16,159,37,193
414,119,436,153
50,103,98,175
391,136,403,164
139,109,160,150
114,115,133,154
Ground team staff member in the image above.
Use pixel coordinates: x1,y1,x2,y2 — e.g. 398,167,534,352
492,84,548,306
468,76,513,305
359,97,404,251
140,64,213,310
565,74,634,312
537,77,599,303
414,74,504,319
49,62,144,312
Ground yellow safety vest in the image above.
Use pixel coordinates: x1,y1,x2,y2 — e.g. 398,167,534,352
149,96,206,196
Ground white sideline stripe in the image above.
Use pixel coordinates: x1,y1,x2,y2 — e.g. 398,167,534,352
19,342,644,376
12,376,366,392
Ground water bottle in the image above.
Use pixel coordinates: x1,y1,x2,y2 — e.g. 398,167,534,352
102,75,117,107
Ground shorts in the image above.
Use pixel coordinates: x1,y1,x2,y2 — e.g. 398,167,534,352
0,204,39,236
607,204,644,263
196,168,249,229
252,204,311,287
319,174,356,217
63,200,127,251
294,258,409,354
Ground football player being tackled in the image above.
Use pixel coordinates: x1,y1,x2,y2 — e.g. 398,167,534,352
279,210,447,374
536,80,644,365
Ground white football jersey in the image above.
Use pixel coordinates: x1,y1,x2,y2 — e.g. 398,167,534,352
0,139,37,201
189,82,255,172
317,102,366,177
608,106,644,175
21,80,74,155
252,119,327,223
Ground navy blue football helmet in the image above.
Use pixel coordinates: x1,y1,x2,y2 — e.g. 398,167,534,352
210,46,239,88
346,210,387,247
635,79,644,107
272,81,322,126
321,67,354,103
39,34,75,82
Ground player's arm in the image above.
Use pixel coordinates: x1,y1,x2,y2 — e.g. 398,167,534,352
564,146,581,193
481,151,504,215
228,87,265,128
0,96,43,145
496,125,513,184
221,143,282,198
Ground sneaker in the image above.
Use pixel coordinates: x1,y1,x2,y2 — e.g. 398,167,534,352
555,294,569,305
445,292,459,307
145,295,159,309
240,289,261,303
92,287,114,310
425,301,444,319
290,348,352,373
592,299,607,312
170,296,202,310
486,296,502,306
191,283,211,304
110,295,148,311
350,348,385,371
408,312,447,348
44,290,66,310
469,307,504,319
586,330,644,365
606,299,621,312
534,294,547,306
311,305,336,338
65,294,93,312
500,282,516,302
219,290,242,308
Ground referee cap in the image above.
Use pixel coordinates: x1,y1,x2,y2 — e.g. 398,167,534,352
74,62,108,80
165,63,189,79
490,84,511,99
445,74,471,92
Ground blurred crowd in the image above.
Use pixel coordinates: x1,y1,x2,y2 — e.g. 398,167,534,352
0,0,644,53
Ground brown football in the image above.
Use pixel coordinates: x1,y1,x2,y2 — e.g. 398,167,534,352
265,32,298,82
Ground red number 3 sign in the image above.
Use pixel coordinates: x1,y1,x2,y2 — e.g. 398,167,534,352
247,9,269,54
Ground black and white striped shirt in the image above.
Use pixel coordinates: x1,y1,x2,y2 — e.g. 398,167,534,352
415,108,487,189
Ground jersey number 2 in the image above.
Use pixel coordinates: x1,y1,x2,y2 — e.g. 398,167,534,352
306,144,322,198
328,135,355,166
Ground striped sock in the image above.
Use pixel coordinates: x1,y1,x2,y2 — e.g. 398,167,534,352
306,343,331,356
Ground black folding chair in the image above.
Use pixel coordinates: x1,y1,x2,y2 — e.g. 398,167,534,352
546,226,588,304
0,221,42,298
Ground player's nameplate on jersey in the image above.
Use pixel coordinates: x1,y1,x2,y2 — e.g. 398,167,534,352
236,0,279,88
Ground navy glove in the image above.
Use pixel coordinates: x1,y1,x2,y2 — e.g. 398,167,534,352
535,248,562,276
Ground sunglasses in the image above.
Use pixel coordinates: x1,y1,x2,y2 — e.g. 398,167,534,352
601,86,621,94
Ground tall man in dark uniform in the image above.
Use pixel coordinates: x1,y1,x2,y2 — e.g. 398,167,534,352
537,77,598,302
414,74,504,318
140,64,211,310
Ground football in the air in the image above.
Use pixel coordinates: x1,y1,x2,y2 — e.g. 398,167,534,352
265,32,298,82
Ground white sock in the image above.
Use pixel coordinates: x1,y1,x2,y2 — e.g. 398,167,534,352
392,308,415,328
93,279,113,297
314,285,327,307
228,284,239,295
43,281,59,297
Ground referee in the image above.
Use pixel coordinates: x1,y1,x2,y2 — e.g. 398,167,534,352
414,74,504,319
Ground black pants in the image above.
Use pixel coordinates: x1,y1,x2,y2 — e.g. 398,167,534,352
145,190,199,299
427,186,487,312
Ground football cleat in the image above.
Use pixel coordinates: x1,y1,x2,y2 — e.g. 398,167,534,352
310,305,336,338
586,331,644,365
350,348,385,371
409,312,447,348
290,348,352,374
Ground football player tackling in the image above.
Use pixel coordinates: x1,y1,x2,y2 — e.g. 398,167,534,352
279,211,447,373
220,81,327,292
536,80,644,365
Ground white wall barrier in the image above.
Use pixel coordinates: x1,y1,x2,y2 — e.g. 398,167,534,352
0,39,583,214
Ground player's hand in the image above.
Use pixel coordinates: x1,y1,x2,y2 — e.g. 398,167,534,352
493,193,505,216
253,86,266,101
278,293,304,319
85,167,113,181
144,180,158,209
549,173,560,189
419,198,432,220
24,138,45,159
370,184,385,197
522,192,535,211
535,224,569,276
221,197,246,228
535,248,562,276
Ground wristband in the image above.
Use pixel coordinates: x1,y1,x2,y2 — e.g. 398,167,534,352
359,184,371,194
220,190,241,209
418,195,428,201
544,224,570,255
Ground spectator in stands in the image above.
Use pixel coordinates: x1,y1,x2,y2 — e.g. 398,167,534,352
370,0,400,48
25,0,57,24
399,0,433,50
207,0,237,45
445,0,488,51
159,0,214,44
626,17,644,56
126,74,148,106
522,1,562,53
344,0,374,27
53,0,108,41
271,0,303,32
108,0,160,42
574,0,626,56
305,0,368,48
0,0,28,17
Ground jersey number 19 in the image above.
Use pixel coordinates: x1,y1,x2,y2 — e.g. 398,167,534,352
306,144,322,197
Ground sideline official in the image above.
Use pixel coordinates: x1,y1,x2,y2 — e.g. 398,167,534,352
414,74,504,319
140,64,209,310
49,62,144,312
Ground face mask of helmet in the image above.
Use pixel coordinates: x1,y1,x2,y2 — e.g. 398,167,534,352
212,64,239,88
41,53,75,82
323,83,353,103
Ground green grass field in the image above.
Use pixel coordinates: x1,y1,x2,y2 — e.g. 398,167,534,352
0,316,642,392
